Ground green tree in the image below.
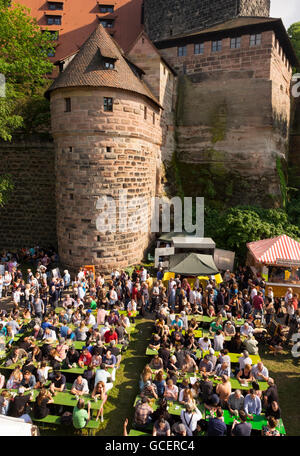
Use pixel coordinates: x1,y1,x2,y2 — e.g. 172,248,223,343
0,0,55,204
205,206,300,261
288,21,300,69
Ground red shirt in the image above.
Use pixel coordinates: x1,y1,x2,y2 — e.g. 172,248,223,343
104,330,118,344
78,351,92,366
253,295,264,310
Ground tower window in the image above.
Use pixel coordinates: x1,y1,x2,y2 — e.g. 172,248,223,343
70,193,74,200
194,43,204,55
64,98,71,112
46,15,61,25
230,37,241,49
99,4,114,13
104,97,113,112
100,19,114,28
106,146,112,153
212,40,222,52
153,113,155,125
104,60,115,69
48,2,63,10
144,106,147,120
250,34,261,46
178,46,187,57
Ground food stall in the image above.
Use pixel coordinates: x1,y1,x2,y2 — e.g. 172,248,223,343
247,235,300,297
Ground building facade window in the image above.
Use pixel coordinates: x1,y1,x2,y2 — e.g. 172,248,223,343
64,97,71,112
194,43,204,55
99,4,114,13
211,40,222,52
250,33,262,46
104,97,113,112
178,46,187,57
144,106,147,120
153,112,155,125
230,37,241,49
104,61,115,69
46,15,61,25
48,2,63,10
100,19,114,28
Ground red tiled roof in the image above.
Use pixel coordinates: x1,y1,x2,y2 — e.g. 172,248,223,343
46,23,160,107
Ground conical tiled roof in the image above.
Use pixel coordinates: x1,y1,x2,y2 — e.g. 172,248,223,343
46,24,160,106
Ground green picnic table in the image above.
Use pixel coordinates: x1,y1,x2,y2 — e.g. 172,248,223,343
0,387,104,411
128,429,151,436
133,395,187,416
221,410,286,434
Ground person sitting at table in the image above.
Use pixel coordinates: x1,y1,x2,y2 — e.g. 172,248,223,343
209,316,223,335
228,389,245,415
180,403,202,436
71,375,89,396
78,348,92,368
139,365,153,392
238,351,253,371
178,387,196,408
236,363,254,385
149,354,164,372
213,330,225,351
216,374,231,407
75,322,89,342
243,334,259,355
72,398,91,430
262,378,279,408
102,350,117,381
42,327,57,343
134,396,154,428
153,417,171,436
231,409,252,436
93,363,114,393
265,400,281,420
251,362,269,383
188,318,199,331
153,370,166,398
228,333,245,354
261,416,280,436
103,327,118,345
164,378,178,401
33,388,54,419
181,353,198,374
91,380,107,422
224,320,236,337
171,315,183,330
6,367,23,389
199,355,214,374
149,334,160,350
5,348,26,366
207,407,227,436
198,336,211,353
158,343,172,370
240,322,254,338
244,389,262,417
64,346,80,369
49,371,66,394
36,361,51,388
20,369,36,390
7,386,33,419
207,305,216,319
171,329,185,347
166,355,179,377
141,380,158,400
213,361,231,379
0,390,11,416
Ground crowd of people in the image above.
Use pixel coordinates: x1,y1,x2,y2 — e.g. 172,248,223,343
0,247,299,436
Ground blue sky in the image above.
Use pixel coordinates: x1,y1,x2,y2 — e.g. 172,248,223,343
270,0,300,28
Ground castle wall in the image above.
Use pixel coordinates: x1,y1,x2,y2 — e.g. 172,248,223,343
157,30,292,207
144,0,270,43
0,135,57,250
127,33,177,166
50,87,162,272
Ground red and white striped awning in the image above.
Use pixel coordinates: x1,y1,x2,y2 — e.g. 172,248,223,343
247,235,300,266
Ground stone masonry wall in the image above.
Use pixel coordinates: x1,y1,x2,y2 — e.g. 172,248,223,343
0,135,57,250
158,29,292,208
50,87,162,273
144,0,270,43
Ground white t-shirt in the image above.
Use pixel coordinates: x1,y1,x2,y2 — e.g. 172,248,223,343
198,338,211,351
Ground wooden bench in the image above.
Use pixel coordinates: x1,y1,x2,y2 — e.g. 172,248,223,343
32,414,100,433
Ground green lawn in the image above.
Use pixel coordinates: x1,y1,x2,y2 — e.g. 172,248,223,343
261,347,300,436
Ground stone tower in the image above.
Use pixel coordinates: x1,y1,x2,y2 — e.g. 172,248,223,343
46,24,162,273
144,0,270,42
